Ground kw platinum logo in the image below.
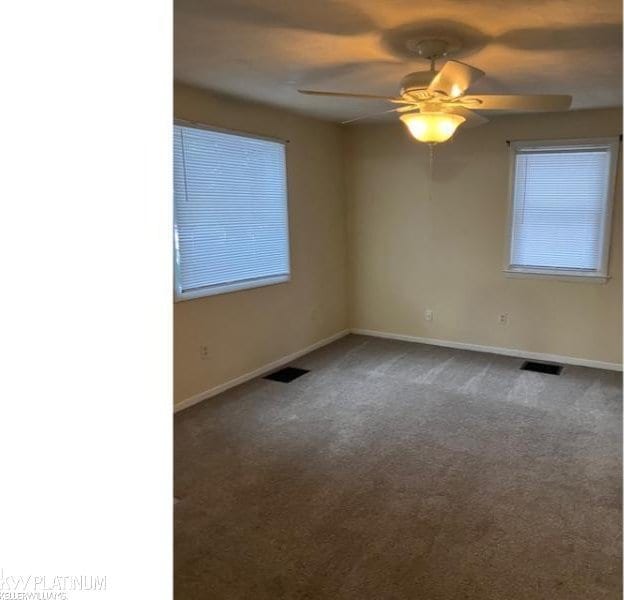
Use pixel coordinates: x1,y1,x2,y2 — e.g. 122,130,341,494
0,570,106,599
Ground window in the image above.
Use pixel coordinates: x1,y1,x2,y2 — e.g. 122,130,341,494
174,122,290,300
506,138,618,281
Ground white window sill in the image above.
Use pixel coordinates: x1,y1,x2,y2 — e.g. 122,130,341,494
175,274,290,302
503,269,609,284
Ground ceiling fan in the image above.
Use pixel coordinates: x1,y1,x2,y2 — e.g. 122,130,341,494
299,39,572,144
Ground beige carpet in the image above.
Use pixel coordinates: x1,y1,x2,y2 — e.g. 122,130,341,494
175,334,622,599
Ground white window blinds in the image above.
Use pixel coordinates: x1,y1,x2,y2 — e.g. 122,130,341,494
508,139,617,277
174,123,290,300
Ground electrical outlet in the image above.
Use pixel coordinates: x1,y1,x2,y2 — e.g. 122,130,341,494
200,345,209,360
425,309,433,322
498,313,508,326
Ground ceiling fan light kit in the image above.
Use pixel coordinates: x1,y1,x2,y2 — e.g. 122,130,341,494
298,37,572,145
400,111,465,143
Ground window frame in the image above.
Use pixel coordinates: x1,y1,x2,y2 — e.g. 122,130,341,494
173,119,291,302
504,137,619,283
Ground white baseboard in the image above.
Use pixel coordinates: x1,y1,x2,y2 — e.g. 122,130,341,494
350,328,623,372
174,329,350,413
175,326,621,412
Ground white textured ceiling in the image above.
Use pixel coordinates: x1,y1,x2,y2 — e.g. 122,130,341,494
174,0,622,122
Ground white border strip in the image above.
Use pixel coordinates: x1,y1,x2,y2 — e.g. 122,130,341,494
351,328,623,372
174,329,350,413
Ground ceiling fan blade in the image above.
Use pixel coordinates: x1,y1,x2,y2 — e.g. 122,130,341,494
455,94,572,111
298,89,410,104
441,106,489,128
427,60,485,98
341,105,415,125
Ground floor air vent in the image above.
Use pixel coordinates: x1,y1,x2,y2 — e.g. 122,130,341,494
264,367,309,383
521,361,562,375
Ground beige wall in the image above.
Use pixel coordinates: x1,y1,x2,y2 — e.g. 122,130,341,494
345,108,622,365
174,84,348,405
174,91,621,406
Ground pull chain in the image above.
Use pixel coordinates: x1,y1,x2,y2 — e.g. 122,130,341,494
428,143,435,202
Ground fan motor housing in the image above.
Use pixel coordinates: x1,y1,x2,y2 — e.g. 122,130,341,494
400,70,438,101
